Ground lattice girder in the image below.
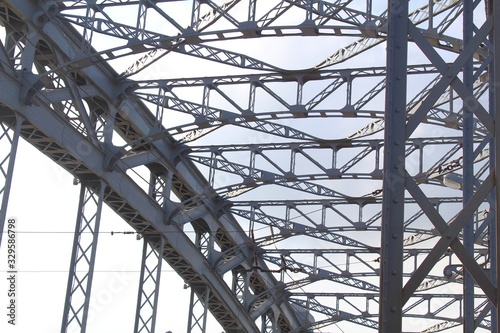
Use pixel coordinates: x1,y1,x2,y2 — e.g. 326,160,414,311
0,0,499,332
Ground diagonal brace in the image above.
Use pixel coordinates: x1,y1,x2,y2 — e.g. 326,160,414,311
403,173,496,305
406,18,494,136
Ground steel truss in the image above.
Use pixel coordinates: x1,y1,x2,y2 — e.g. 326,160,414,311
0,114,22,243
0,0,499,332
62,181,106,333
134,235,164,333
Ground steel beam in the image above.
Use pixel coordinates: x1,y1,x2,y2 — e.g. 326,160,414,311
187,230,211,333
0,115,22,247
261,313,273,333
232,269,249,307
61,181,106,333
187,287,210,333
462,0,475,331
378,0,408,332
133,166,170,333
134,236,164,333
494,0,500,331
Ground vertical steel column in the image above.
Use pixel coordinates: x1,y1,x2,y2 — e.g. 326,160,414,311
232,268,250,307
103,104,117,147
378,0,408,332
134,236,164,333
0,116,22,247
232,269,243,300
187,288,210,333
187,230,210,333
148,168,170,209
80,2,96,52
136,0,148,40
61,181,106,333
248,0,257,21
261,312,275,333
494,0,500,331
191,0,202,31
462,0,475,331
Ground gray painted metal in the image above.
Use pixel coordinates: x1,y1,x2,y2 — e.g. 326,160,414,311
187,231,211,333
0,0,498,332
494,0,500,331
61,182,106,333
134,236,164,333
462,0,475,331
0,116,21,245
378,0,408,331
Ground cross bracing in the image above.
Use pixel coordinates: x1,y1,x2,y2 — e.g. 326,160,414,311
0,0,499,332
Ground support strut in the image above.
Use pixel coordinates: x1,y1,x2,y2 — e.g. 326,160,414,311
378,0,409,331
134,235,164,333
61,181,106,333
0,115,22,248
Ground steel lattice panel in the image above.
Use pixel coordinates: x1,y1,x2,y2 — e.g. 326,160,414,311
0,0,498,332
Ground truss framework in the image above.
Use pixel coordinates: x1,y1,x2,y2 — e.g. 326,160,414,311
134,236,164,333
0,0,498,332
0,115,21,244
61,182,106,333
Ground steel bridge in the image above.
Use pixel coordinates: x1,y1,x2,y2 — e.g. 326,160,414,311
0,0,499,332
